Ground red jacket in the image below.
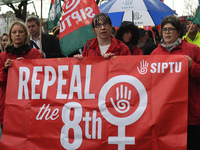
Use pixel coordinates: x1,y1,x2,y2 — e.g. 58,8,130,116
131,45,143,55
151,40,200,125
0,48,42,124
82,36,131,56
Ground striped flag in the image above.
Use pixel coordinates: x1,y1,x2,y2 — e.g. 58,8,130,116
59,0,99,56
48,0,62,30
193,7,200,26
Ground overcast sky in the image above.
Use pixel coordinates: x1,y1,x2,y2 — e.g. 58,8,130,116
164,0,199,16
0,0,199,18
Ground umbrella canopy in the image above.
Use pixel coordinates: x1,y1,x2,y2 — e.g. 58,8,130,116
99,0,177,27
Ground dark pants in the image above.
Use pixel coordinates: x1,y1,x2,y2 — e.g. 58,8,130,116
187,125,200,150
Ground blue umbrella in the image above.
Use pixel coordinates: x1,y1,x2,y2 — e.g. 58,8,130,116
99,0,177,27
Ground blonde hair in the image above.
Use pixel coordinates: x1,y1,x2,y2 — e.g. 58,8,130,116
7,20,30,46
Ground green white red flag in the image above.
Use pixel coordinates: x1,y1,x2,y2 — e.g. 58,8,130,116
48,0,62,30
59,0,99,56
193,7,200,26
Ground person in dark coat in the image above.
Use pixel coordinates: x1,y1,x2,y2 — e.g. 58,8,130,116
138,28,157,55
27,17,64,58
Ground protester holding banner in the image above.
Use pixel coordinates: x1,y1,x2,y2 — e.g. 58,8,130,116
27,17,64,58
182,17,200,47
115,21,142,55
0,20,42,136
151,15,200,150
74,13,131,59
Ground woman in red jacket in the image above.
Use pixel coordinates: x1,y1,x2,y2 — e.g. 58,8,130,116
151,15,200,150
115,21,142,55
0,21,42,132
74,13,131,59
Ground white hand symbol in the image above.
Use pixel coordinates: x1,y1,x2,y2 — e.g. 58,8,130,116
110,85,131,113
137,60,149,75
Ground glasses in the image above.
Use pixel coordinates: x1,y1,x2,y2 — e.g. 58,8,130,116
162,28,176,33
95,22,109,28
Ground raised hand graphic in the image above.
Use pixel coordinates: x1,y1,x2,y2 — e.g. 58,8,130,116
110,85,131,113
137,60,149,75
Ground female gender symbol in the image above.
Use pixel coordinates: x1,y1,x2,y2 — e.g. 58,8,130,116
98,75,147,150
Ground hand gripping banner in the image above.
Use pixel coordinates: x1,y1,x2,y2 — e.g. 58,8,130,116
1,56,188,150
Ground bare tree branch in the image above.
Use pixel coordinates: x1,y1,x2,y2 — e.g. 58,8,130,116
6,0,107,22
7,3,17,12
7,1,28,22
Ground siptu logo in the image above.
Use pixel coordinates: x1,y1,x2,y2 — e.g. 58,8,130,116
123,0,133,5
133,11,142,20
62,0,80,16
137,60,149,75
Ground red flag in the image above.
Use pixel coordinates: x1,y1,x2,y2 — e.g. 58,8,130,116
59,0,100,56
143,26,154,38
155,25,161,33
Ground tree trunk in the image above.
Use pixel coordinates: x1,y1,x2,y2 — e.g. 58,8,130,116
7,1,27,22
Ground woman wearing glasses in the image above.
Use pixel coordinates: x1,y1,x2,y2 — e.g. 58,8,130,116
151,15,200,150
74,13,131,59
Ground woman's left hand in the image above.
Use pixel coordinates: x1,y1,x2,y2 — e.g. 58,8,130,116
103,53,115,59
74,54,83,60
184,55,192,68
5,59,13,69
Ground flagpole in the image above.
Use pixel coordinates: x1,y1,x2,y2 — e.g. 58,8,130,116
153,38,157,45
185,23,193,39
40,0,43,49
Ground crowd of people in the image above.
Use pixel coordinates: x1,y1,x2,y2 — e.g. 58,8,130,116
0,13,200,149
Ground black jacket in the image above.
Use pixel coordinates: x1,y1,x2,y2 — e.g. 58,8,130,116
30,33,64,58
142,38,157,55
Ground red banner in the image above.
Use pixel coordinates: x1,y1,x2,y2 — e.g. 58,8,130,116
1,56,188,150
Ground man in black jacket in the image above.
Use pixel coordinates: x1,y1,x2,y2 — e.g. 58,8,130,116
27,17,64,58
138,28,157,55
